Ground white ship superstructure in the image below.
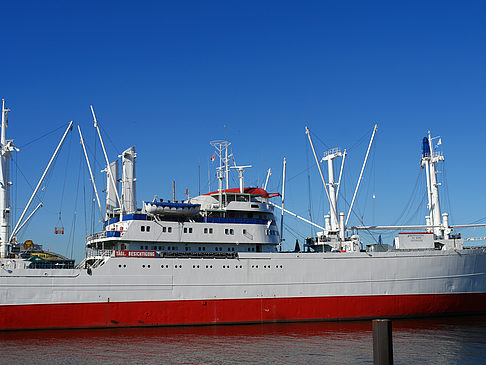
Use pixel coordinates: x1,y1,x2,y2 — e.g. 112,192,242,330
1,101,486,331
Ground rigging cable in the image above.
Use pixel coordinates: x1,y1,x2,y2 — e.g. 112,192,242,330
56,128,74,235
67,152,83,259
306,135,314,237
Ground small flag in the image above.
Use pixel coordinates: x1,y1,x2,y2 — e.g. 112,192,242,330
210,153,215,162
435,138,442,148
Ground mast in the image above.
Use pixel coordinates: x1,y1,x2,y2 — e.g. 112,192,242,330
210,140,231,208
305,127,337,221
0,100,14,258
10,121,73,242
78,125,104,221
280,157,286,248
91,106,123,217
345,124,377,226
421,131,444,237
263,168,271,190
322,148,342,231
231,165,252,193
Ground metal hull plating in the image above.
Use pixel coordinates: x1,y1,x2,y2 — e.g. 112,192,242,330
2,248,486,330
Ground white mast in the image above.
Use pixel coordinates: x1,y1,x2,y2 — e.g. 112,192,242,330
78,126,104,221
210,140,231,208
231,165,251,193
0,100,15,258
263,168,271,190
345,124,377,226
322,148,343,231
421,131,444,237
225,142,229,189
10,121,73,242
91,106,123,218
280,157,286,248
305,127,337,221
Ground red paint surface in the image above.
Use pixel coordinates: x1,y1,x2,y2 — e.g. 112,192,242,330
1,293,486,331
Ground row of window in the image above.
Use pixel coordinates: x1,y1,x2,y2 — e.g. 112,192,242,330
117,264,284,269
266,229,278,236
140,225,256,236
139,245,253,252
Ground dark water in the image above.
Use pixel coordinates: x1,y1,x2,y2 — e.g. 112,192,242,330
1,316,486,364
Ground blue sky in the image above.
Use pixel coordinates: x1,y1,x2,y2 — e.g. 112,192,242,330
1,1,486,260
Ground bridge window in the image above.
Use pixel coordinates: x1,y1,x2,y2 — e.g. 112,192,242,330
168,227,172,233
147,226,151,232
141,226,145,232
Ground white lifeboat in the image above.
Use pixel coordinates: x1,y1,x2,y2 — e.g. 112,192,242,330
143,201,200,217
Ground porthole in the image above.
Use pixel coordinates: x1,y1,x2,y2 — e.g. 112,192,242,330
123,264,126,268
148,265,151,268
118,264,121,268
142,265,145,268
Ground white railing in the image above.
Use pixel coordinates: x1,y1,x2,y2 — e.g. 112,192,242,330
86,231,107,242
323,147,341,158
86,249,114,258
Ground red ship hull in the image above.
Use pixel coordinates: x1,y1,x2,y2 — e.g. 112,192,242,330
2,293,486,331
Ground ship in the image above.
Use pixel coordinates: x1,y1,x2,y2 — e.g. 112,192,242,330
1,100,486,331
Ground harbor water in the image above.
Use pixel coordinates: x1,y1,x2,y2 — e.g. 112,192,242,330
1,315,486,364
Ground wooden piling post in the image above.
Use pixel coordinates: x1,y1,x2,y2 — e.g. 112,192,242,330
373,319,393,365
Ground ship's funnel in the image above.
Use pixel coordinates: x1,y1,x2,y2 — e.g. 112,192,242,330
422,137,430,158
121,146,137,214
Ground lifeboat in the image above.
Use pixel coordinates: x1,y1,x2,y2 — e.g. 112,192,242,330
143,201,201,217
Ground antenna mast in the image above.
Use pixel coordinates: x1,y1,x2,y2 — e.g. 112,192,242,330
210,140,231,208
0,100,14,258
280,157,286,249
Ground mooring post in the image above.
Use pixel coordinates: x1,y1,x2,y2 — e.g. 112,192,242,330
373,319,393,365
